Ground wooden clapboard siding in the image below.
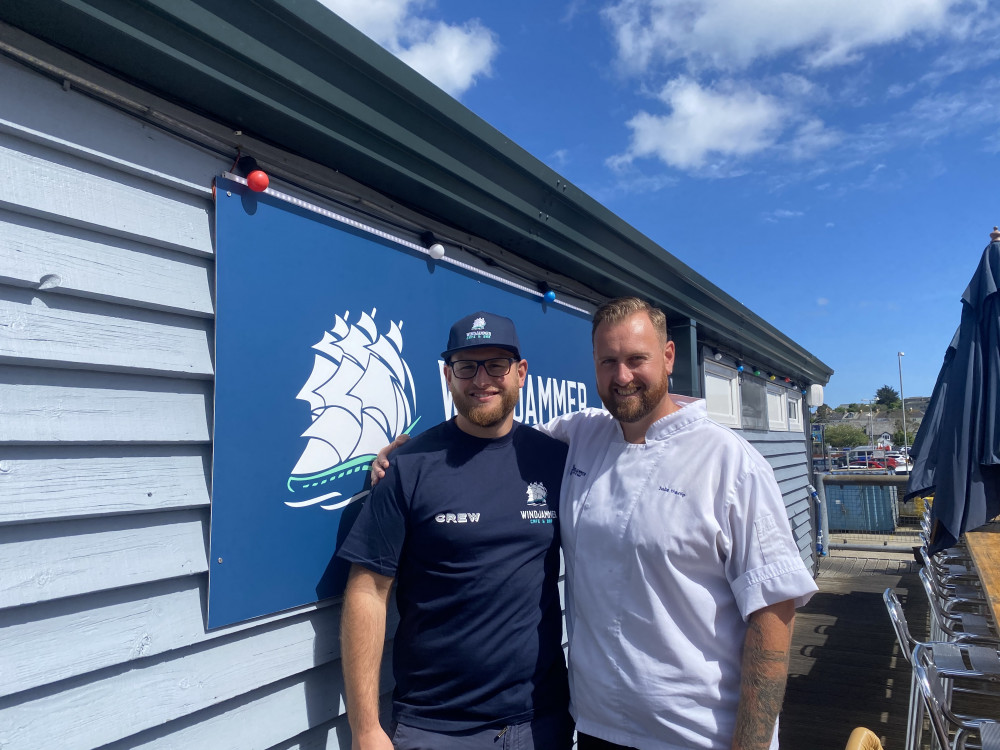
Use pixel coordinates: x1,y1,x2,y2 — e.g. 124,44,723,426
0,134,213,256
266,714,353,750
0,509,209,608
0,366,212,444
0,580,211,696
1,58,224,197
0,578,398,705
0,45,377,750
100,660,393,750
0,285,214,376
0,604,349,750
0,445,210,524
0,208,215,317
773,463,807,484
741,428,817,569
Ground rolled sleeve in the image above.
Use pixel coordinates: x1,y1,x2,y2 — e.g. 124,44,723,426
726,462,818,620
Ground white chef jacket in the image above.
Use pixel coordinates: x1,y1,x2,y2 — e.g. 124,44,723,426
540,400,817,750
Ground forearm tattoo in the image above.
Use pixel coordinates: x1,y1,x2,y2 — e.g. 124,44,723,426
732,617,791,750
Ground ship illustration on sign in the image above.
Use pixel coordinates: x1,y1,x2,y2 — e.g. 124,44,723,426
286,309,419,510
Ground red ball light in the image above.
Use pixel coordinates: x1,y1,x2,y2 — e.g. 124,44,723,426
247,169,269,192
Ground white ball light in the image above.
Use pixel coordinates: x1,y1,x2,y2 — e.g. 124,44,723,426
428,243,445,259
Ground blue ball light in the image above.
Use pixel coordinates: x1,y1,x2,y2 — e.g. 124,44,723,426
543,289,556,303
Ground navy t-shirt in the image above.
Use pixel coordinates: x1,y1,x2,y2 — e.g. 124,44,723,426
337,419,569,731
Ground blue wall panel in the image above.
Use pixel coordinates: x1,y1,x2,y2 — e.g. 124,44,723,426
209,178,596,627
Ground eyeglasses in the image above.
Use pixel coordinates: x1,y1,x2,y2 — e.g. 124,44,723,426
448,357,517,379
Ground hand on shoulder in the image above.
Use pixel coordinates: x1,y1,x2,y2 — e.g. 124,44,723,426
370,433,411,485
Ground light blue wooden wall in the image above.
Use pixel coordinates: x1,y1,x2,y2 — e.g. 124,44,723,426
0,44,371,750
740,430,817,573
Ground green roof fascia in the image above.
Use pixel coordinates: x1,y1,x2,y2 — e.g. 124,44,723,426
0,0,832,384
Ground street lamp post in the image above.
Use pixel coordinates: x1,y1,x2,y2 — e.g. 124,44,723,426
862,398,876,449
897,351,908,452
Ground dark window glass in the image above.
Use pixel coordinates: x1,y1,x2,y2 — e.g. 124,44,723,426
740,378,767,431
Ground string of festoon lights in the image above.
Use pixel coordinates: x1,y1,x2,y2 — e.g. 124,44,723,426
714,349,807,395
219,154,586,314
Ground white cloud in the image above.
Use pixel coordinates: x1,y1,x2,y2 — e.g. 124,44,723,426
844,79,1000,160
608,172,682,194
817,297,830,306
562,0,587,23
887,81,917,99
549,148,571,168
919,43,1000,87
763,208,804,223
786,118,843,161
602,0,981,73
397,21,498,96
319,0,412,43
317,0,497,97
609,77,786,170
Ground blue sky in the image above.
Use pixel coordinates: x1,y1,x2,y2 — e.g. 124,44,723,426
317,0,999,408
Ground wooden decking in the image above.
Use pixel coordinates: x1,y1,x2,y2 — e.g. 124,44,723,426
781,552,926,750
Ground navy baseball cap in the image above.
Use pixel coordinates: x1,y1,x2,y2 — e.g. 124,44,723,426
442,311,521,360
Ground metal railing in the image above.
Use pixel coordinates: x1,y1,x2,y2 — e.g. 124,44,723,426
812,473,922,553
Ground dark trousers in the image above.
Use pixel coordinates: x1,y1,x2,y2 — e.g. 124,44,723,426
576,733,638,750
390,711,573,749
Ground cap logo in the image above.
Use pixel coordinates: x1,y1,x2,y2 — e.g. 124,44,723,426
465,317,493,342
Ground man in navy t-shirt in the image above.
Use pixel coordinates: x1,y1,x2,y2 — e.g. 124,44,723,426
338,311,572,750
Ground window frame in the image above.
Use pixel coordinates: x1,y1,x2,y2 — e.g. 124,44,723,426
787,391,804,432
766,383,789,432
703,360,741,428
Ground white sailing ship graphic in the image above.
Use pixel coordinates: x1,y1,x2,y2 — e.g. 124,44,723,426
286,309,418,510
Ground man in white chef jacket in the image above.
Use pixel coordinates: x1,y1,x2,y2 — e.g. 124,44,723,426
537,297,817,750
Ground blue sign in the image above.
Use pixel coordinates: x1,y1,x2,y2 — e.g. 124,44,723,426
209,177,597,627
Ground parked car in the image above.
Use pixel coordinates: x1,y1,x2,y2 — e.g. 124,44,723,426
885,452,912,474
847,458,887,470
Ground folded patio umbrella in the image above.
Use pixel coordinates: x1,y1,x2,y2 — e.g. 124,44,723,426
906,229,1000,554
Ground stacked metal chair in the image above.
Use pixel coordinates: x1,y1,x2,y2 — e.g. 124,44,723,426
914,659,1000,749
884,590,1000,749
918,568,995,645
883,497,1000,749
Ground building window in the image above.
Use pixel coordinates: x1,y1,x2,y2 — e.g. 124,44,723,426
740,377,768,431
767,384,788,431
704,361,740,427
787,393,803,432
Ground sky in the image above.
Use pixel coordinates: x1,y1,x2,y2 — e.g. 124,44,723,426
315,0,1000,408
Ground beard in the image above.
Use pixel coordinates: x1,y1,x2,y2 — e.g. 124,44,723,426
598,369,670,424
450,380,521,428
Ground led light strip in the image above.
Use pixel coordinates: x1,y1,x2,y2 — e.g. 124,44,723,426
221,172,589,315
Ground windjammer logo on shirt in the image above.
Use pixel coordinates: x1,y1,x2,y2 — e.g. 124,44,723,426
522,481,557,524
